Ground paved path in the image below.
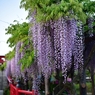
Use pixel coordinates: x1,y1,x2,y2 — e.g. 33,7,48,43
0,71,7,95
0,90,3,95
87,93,92,95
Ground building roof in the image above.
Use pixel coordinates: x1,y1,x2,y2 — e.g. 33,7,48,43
0,56,5,64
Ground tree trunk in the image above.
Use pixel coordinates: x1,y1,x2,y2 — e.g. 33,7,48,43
32,75,37,90
45,76,49,95
79,69,87,95
90,67,94,95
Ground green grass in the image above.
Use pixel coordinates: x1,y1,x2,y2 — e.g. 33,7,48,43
86,82,92,92
74,81,92,95
3,86,10,95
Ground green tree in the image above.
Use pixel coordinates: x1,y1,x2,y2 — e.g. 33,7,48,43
5,21,34,70
19,0,95,95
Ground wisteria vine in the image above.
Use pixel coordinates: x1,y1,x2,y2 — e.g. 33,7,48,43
30,13,84,82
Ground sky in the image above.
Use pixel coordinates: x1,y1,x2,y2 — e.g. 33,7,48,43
0,0,28,55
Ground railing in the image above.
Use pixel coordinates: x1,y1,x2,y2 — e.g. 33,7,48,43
8,77,38,95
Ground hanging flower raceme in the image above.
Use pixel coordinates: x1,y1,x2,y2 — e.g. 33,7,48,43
15,41,21,78
6,60,12,77
53,19,62,70
50,18,78,80
30,14,84,81
10,57,16,77
37,23,52,78
30,13,54,78
73,21,84,73
30,11,38,55
88,17,94,37
6,58,16,78
53,18,78,80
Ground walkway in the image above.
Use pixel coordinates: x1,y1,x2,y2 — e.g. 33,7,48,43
0,90,3,95
0,71,7,95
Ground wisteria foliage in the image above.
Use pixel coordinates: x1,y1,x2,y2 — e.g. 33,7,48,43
5,16,86,92
6,17,84,85
30,12,84,81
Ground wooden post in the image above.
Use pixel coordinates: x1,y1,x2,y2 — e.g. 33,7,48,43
16,88,19,95
32,90,38,95
45,76,49,95
10,84,12,95
32,90,35,95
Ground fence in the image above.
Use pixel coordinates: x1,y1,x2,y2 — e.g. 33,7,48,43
8,77,38,95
